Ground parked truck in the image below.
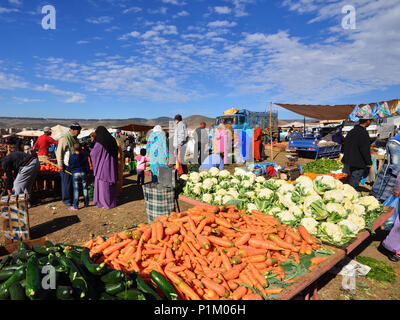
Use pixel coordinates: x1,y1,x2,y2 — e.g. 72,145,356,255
214,109,278,131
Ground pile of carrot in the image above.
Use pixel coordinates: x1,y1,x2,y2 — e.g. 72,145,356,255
83,205,328,300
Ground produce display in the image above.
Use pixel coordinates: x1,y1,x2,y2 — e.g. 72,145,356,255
39,162,60,175
0,240,171,300
180,168,385,246
302,159,343,175
84,205,334,300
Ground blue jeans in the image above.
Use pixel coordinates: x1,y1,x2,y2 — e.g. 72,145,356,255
72,172,89,209
60,169,73,205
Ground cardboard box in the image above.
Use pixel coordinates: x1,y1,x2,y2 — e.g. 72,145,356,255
0,193,30,244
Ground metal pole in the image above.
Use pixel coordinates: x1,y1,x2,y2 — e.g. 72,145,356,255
304,116,306,134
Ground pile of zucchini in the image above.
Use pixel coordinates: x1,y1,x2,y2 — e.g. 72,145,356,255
0,240,178,300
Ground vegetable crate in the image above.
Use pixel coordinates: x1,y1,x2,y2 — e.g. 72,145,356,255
278,167,301,181
0,237,47,258
0,194,31,244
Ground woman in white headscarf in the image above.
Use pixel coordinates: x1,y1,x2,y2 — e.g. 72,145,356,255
146,125,169,183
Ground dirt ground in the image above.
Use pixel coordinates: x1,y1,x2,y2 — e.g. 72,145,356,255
23,148,400,300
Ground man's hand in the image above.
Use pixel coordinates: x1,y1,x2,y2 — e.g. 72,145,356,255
7,189,12,195
393,190,400,197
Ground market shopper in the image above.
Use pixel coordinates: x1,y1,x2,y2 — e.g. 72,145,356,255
56,123,81,206
115,137,124,195
1,149,40,206
33,127,58,163
253,124,263,162
173,114,189,174
199,150,224,171
341,116,373,189
90,126,119,210
371,133,400,201
136,148,150,186
146,125,168,183
68,143,90,210
193,122,209,165
215,124,229,164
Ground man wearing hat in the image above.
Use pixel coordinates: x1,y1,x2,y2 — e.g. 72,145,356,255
342,115,373,189
33,127,58,164
56,123,81,206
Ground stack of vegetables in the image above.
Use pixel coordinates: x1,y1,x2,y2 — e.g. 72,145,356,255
39,162,60,175
180,168,385,246
0,240,171,300
84,205,334,300
302,159,343,175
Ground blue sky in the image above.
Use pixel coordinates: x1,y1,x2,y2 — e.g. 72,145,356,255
0,0,399,120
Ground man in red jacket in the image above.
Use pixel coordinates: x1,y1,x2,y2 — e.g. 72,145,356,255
33,127,58,163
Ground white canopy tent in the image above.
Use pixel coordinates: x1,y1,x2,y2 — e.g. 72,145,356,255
51,125,69,140
16,130,43,138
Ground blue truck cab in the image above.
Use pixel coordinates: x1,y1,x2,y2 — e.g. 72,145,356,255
214,109,278,131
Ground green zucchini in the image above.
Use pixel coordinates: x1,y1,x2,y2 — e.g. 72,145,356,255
100,270,125,284
9,282,25,300
99,292,117,300
65,257,89,299
44,240,55,248
0,286,9,299
134,272,162,300
58,244,86,252
64,249,82,263
17,242,33,261
80,248,107,276
56,285,74,300
38,256,49,266
0,269,16,282
0,266,25,290
19,279,26,288
116,288,146,300
25,255,41,300
149,270,178,300
32,244,50,255
0,255,11,270
104,279,134,295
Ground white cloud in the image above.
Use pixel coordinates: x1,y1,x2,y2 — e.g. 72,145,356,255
214,6,232,14
207,20,237,28
34,84,86,103
0,7,19,13
0,72,28,89
161,0,186,5
77,40,90,45
173,10,189,18
86,16,114,24
13,97,42,103
122,6,142,14
148,7,168,15
8,0,22,5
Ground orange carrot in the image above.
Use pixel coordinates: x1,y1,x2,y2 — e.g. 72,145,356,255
222,263,245,281
165,225,180,236
221,252,232,271
248,238,282,251
207,236,234,248
232,285,247,300
234,233,251,247
242,293,263,300
297,225,315,244
103,239,132,256
201,277,227,297
310,256,329,265
268,234,299,252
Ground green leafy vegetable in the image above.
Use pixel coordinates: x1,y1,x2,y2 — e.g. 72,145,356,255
356,256,397,283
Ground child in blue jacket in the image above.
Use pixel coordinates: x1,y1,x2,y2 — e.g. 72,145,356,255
68,143,90,210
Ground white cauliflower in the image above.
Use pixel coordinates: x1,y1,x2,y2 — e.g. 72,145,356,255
278,193,296,209
278,183,295,195
199,171,209,178
343,199,354,212
222,195,233,205
214,195,222,205
289,206,303,217
234,168,248,177
227,189,239,198
324,190,345,203
211,178,218,185
193,185,202,195
347,213,365,232
247,203,258,212
320,222,344,243
216,189,228,196
303,194,323,210
295,176,314,189
343,184,359,201
256,176,266,183
189,172,201,184
209,167,220,176
335,179,344,190
338,219,359,235
218,170,231,178
202,194,213,203
277,211,296,222
258,188,274,199
231,178,240,185
274,179,287,187
180,174,189,181
268,207,282,215
245,191,256,200
300,217,319,235
326,203,347,217
241,180,252,189
202,178,214,190
315,175,337,189
356,196,381,211
353,204,366,216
